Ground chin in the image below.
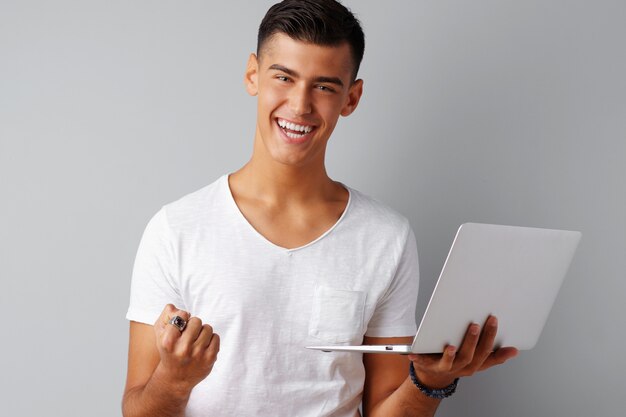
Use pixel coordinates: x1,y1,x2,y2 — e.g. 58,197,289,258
257,125,326,168
268,145,321,168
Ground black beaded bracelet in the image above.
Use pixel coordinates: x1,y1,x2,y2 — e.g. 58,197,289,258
409,362,459,399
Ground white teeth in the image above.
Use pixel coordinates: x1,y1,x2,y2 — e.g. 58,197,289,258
285,131,306,139
277,119,313,133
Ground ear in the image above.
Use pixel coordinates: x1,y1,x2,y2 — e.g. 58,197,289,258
244,53,259,96
340,79,364,117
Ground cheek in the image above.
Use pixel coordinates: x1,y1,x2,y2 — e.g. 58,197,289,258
259,84,284,106
258,93,284,125
317,100,344,127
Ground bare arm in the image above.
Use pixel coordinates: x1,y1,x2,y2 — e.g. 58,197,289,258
363,316,518,417
122,305,220,417
122,321,189,417
363,336,441,417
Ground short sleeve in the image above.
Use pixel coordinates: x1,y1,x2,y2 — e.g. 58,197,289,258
126,207,184,325
365,226,419,337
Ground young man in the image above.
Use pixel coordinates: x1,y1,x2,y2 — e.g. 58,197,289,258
122,1,518,416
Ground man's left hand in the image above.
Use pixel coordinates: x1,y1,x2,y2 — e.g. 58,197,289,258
408,316,519,389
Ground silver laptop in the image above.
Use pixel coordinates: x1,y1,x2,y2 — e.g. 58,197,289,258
307,223,581,354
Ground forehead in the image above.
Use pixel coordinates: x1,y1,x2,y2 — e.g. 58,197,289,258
259,33,353,80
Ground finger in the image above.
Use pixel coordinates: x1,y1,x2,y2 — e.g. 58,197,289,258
438,345,457,371
479,347,519,371
178,317,203,347
204,333,220,363
161,322,183,353
407,353,443,370
154,304,176,331
156,304,190,331
193,324,215,350
454,322,481,367
167,307,191,325
471,316,499,367
159,307,191,351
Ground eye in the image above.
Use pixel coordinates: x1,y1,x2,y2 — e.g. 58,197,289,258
276,75,290,82
316,85,336,93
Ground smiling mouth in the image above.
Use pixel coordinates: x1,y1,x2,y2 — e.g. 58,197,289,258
276,118,316,140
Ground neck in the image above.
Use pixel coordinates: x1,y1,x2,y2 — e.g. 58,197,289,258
230,132,339,204
232,159,336,204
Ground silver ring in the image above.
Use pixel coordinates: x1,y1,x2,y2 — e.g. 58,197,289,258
168,315,187,332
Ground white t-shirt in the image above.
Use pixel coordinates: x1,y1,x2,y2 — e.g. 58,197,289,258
126,175,419,417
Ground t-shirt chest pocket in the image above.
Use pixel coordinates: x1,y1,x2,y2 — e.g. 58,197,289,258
308,285,366,344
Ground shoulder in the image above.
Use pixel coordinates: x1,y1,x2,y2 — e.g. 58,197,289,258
347,186,411,231
158,175,229,232
342,185,412,247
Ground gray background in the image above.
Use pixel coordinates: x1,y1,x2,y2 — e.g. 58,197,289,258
1,0,624,416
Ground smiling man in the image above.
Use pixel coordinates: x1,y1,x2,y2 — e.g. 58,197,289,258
122,1,517,417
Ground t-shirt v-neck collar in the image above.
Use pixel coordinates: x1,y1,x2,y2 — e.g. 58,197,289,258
221,174,352,253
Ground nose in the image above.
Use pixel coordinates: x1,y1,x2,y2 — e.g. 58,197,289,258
289,84,312,116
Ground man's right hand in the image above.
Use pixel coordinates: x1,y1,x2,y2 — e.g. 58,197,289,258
153,304,220,391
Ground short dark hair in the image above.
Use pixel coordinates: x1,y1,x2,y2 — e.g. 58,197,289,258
257,0,365,81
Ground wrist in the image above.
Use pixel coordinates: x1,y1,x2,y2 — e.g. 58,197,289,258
414,373,456,390
409,362,459,399
151,363,194,400
410,360,456,389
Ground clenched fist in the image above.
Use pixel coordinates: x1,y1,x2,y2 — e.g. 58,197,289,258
153,304,220,390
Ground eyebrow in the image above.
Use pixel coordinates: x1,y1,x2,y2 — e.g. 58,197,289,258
268,64,344,88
